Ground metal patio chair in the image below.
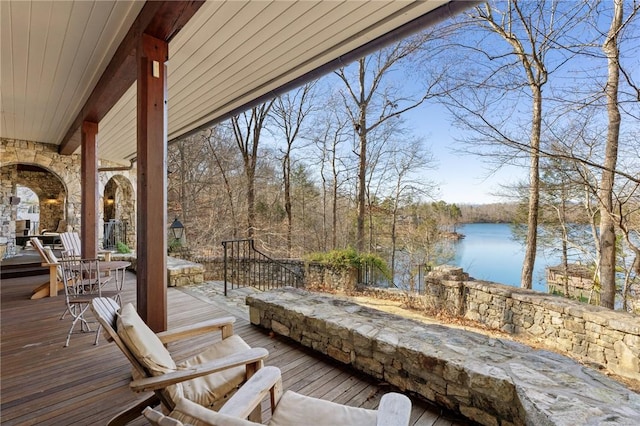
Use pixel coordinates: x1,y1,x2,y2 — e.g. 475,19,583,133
58,253,120,346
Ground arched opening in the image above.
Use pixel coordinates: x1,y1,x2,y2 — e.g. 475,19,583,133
15,186,39,235
1,164,68,233
102,175,135,250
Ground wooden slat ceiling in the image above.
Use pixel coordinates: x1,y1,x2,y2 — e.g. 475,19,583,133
2,0,451,165
0,1,143,149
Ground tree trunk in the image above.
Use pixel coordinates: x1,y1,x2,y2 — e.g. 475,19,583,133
520,86,542,289
598,0,622,309
356,60,367,253
283,153,292,255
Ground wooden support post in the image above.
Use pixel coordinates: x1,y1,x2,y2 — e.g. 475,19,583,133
81,121,99,259
137,33,168,332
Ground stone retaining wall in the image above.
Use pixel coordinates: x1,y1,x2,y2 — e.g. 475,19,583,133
105,253,204,287
166,256,204,287
184,256,355,290
247,288,640,426
422,266,640,382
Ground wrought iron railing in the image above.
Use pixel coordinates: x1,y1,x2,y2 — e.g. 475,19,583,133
358,259,431,293
221,239,303,296
103,219,128,250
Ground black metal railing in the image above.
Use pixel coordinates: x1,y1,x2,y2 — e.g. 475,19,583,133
359,260,431,293
222,239,303,296
103,219,128,250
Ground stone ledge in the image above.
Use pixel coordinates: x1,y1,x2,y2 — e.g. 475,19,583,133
167,256,204,287
247,288,640,426
422,270,640,381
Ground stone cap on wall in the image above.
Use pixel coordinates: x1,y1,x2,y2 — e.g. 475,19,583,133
247,288,640,426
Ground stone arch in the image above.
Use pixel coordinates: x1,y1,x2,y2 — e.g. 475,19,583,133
2,138,138,251
1,164,68,233
100,173,136,250
1,140,82,234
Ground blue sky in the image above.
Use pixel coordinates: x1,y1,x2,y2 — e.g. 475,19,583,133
404,103,526,205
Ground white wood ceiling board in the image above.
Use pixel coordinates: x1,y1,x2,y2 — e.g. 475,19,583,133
167,0,448,139
96,1,449,160
98,82,136,163
3,0,451,164
0,1,143,145
168,1,333,130
47,1,141,144
1,1,30,140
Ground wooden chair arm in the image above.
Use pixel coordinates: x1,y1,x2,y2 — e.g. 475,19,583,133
156,316,236,344
376,393,412,426
130,347,268,393
219,366,283,418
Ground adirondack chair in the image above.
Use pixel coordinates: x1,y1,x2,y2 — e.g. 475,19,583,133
90,297,269,426
142,366,412,426
60,231,81,257
29,237,65,299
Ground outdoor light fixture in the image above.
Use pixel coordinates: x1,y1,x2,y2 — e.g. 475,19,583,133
46,195,57,204
106,196,115,205
170,217,184,241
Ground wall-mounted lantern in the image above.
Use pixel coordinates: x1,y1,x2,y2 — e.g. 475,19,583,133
169,217,184,241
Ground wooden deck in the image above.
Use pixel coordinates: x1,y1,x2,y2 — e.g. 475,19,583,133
1,271,471,425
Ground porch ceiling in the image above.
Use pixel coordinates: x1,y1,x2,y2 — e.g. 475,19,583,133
2,0,453,165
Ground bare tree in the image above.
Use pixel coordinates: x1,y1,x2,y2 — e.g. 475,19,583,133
167,132,215,246
335,31,444,252
440,0,590,288
312,94,354,250
271,83,316,255
382,140,436,280
203,126,242,239
231,102,275,238
598,0,625,308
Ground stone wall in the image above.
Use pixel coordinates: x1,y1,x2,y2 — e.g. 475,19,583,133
1,139,82,236
0,165,17,254
304,262,357,291
247,288,640,426
166,256,204,287
184,255,357,290
187,256,226,281
419,266,640,382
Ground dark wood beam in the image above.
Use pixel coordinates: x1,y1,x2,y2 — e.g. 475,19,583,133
136,33,168,332
59,1,204,155
80,121,98,259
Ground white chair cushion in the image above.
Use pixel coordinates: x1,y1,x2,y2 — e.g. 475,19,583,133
168,334,251,408
116,303,177,375
170,398,260,426
268,390,377,426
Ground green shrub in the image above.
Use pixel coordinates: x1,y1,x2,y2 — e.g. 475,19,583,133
116,241,131,254
168,239,182,252
305,248,391,280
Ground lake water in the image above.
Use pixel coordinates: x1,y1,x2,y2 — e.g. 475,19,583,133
452,223,560,292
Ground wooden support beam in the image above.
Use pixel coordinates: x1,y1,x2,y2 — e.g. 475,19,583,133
59,1,204,155
81,121,99,259
136,33,168,332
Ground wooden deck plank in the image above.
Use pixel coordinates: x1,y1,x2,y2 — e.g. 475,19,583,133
1,272,471,425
